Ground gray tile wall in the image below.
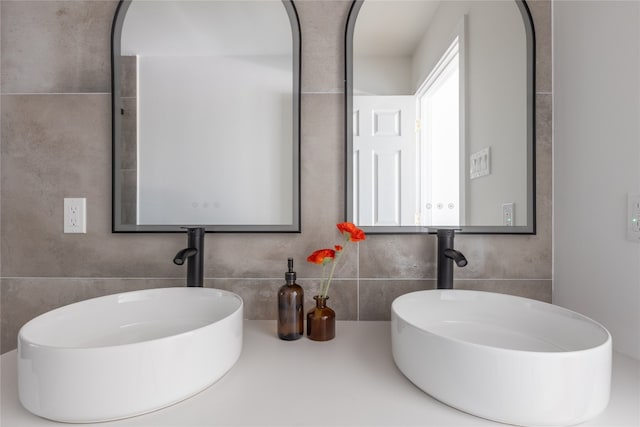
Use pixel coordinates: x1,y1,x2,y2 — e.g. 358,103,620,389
0,0,552,353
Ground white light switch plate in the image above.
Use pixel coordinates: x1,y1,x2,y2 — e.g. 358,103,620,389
627,193,640,243
470,147,490,180
64,198,86,234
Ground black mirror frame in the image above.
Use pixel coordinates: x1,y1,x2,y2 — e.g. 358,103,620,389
344,0,536,235
110,0,302,233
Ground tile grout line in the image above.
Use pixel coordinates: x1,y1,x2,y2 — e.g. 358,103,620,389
0,276,361,281
356,243,360,321
301,91,344,95
1,92,111,96
1,276,551,281
358,277,552,281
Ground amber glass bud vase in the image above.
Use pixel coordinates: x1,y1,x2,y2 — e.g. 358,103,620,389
306,295,335,341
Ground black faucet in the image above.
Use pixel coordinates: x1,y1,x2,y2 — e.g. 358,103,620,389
436,229,468,289
173,227,205,287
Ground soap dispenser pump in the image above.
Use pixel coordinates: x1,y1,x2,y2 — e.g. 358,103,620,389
277,258,304,340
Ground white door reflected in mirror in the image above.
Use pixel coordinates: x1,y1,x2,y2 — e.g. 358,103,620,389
353,37,461,227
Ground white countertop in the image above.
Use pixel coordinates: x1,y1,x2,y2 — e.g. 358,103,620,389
2,321,639,426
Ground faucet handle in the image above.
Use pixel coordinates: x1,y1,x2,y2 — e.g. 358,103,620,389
435,228,461,237
181,226,206,238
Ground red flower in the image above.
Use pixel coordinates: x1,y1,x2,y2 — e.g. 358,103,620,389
307,223,366,299
336,222,366,242
307,248,336,265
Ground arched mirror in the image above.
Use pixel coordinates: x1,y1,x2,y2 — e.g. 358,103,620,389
345,0,535,234
112,0,301,232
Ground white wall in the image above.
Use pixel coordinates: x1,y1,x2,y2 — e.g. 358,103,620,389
353,55,412,95
553,0,640,359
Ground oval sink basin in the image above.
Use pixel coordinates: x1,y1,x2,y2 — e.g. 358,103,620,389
391,290,611,426
18,287,243,423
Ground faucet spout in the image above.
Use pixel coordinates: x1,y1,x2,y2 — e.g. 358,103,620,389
174,227,205,287
444,248,467,267
436,229,467,289
173,248,197,266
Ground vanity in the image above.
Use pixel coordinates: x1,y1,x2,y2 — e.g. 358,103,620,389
1,321,638,426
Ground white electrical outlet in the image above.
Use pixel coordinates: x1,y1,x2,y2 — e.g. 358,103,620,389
64,198,86,234
502,203,515,226
627,193,640,243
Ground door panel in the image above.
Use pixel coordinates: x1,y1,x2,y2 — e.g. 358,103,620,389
353,96,416,226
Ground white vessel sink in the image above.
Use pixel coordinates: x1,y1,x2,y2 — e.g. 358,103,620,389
391,290,611,426
17,287,243,423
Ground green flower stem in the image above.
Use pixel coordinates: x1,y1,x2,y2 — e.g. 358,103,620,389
321,237,350,298
320,263,328,295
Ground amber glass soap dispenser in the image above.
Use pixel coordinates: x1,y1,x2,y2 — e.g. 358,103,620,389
277,258,304,340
